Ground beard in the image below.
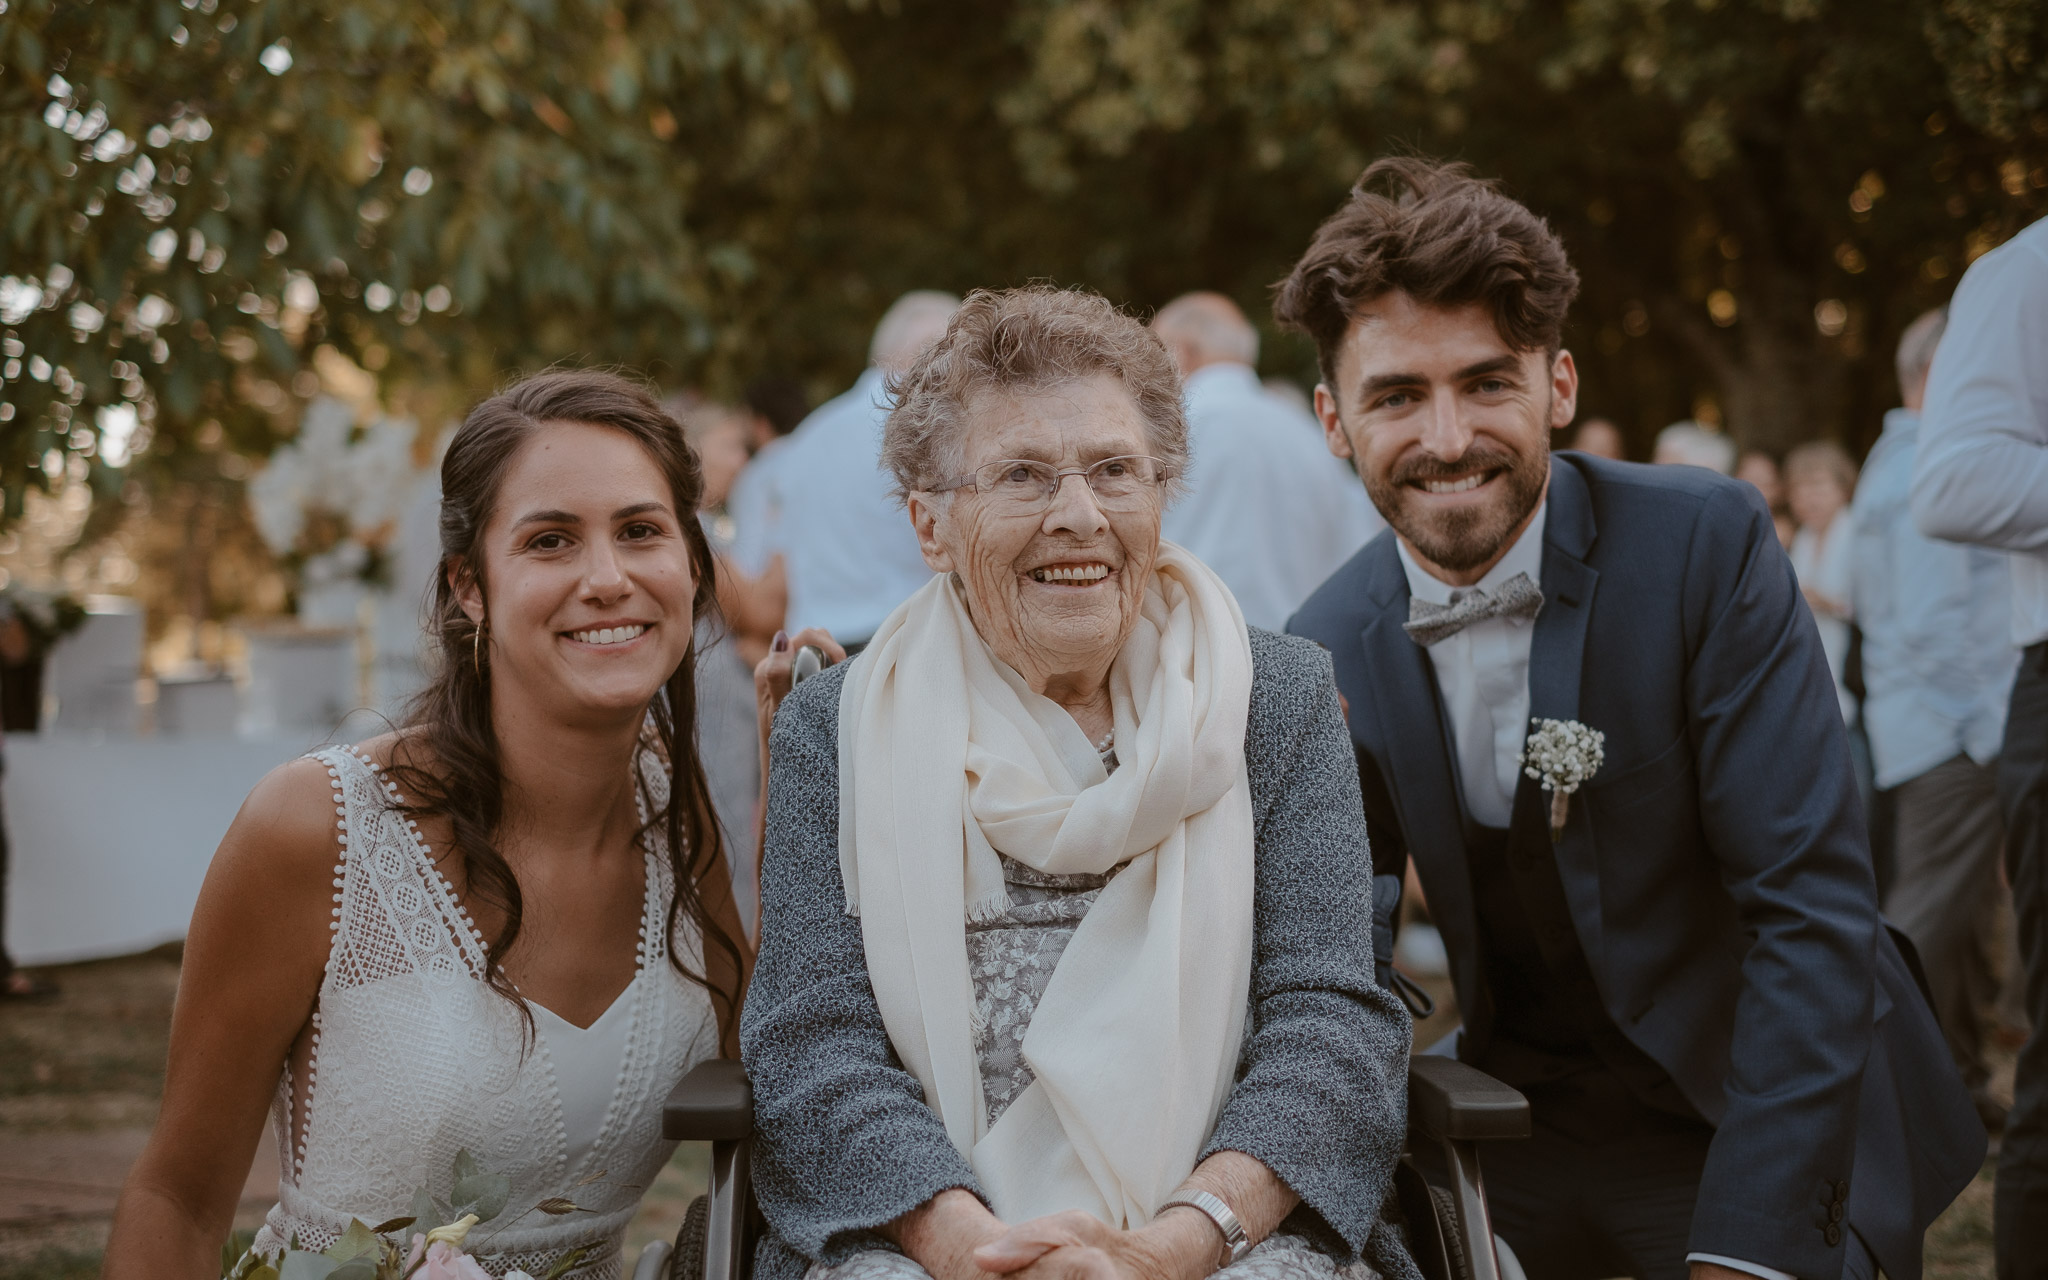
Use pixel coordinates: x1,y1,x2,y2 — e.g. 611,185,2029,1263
1365,410,1551,574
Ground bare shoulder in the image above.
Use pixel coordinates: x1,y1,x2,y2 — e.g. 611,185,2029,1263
348,728,420,773
216,754,352,886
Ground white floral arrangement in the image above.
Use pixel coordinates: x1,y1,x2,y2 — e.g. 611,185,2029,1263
246,396,421,592
221,1150,590,1280
1517,718,1605,842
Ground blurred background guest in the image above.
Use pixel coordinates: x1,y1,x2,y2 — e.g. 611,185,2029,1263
733,291,958,652
1786,441,1859,723
1566,416,1625,459
723,376,811,659
1737,449,1795,548
0,603,52,1001
743,376,811,455
666,397,772,931
1911,213,2048,1273
1151,291,1382,629
1651,420,1736,473
1852,306,2017,1134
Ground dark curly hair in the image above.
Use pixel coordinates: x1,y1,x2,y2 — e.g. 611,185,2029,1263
1274,157,1581,389
386,368,747,1046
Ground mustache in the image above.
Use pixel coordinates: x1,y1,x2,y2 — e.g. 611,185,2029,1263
1391,447,1521,486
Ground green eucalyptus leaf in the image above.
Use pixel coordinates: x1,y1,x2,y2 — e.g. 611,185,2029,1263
451,1171,511,1224
407,1187,443,1238
449,1149,483,1186
276,1251,343,1280
323,1219,379,1262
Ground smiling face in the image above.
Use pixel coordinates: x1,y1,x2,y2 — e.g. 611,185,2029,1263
906,375,1161,691
1313,293,1575,586
456,420,698,725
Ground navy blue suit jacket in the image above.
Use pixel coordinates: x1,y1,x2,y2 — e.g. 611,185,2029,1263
1289,454,1983,1278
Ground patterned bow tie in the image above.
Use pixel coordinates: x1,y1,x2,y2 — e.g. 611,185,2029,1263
1403,572,1545,646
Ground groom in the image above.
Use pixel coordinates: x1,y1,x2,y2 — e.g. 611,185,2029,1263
1283,158,1983,1279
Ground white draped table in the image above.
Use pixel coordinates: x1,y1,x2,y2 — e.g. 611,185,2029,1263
4,732,329,966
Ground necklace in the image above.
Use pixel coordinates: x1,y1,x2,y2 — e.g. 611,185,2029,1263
1093,730,1114,754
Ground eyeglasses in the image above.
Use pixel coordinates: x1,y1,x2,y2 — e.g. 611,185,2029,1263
929,455,1172,515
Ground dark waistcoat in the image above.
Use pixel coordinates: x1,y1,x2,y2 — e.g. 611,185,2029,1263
1462,817,1702,1141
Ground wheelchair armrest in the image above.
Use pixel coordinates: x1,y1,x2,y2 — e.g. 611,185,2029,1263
663,1058,754,1142
1406,1055,1530,1143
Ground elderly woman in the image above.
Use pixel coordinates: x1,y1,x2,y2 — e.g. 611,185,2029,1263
742,287,1416,1280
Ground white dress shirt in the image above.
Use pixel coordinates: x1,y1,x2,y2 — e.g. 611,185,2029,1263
1913,214,2048,646
1396,502,1546,828
1402,503,1794,1280
1163,363,1383,630
1788,514,1857,723
737,367,936,643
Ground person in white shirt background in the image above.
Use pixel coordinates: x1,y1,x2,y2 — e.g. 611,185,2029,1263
1785,441,1860,724
731,290,959,650
1910,212,2048,1279
1651,419,1737,473
1150,291,1382,630
1852,306,2018,1136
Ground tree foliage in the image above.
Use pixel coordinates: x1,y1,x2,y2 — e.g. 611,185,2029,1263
773,0,2048,454
1,0,844,514
5,0,2047,532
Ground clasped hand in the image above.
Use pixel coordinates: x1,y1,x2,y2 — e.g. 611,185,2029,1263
905,1193,1219,1280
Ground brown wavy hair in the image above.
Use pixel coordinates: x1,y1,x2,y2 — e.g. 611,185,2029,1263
1274,156,1581,388
385,368,748,1046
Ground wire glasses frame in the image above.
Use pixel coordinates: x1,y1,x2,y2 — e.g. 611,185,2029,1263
928,454,1173,514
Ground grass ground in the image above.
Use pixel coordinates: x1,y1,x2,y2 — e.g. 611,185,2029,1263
0,952,2006,1279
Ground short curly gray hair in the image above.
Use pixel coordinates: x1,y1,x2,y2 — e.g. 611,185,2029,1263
880,286,1189,501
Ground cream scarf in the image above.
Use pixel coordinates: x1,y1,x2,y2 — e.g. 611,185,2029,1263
837,542,1256,1228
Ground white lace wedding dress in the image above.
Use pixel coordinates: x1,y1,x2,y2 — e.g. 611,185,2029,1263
251,745,720,1280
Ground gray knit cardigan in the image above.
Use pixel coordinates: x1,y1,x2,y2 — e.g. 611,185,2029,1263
739,628,1422,1280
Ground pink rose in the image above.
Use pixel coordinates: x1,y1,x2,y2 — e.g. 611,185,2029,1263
404,1236,494,1280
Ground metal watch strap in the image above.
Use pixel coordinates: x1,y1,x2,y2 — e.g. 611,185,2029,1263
1158,1189,1251,1268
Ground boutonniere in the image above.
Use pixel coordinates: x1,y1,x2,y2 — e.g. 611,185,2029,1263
1517,718,1606,842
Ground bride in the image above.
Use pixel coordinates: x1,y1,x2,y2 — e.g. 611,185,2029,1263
104,370,750,1280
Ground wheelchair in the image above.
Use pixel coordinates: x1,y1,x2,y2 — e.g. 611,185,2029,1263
632,1051,1530,1280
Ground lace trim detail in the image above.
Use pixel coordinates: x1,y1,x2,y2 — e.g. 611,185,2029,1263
265,744,715,1280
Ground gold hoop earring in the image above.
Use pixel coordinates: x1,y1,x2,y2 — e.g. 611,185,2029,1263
472,618,487,678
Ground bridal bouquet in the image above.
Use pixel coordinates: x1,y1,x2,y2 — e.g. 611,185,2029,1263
222,1151,590,1280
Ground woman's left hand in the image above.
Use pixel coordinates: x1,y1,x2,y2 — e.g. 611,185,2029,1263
753,627,848,745
972,1209,1217,1280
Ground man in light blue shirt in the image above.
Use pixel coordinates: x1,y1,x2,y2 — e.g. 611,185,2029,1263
1853,307,2016,1131
732,292,958,647
1151,292,1382,630
1911,212,2048,1274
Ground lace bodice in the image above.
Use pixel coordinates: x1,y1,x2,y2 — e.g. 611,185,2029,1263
253,746,719,1279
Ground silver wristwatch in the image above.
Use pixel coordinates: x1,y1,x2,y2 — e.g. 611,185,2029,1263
1159,1189,1252,1269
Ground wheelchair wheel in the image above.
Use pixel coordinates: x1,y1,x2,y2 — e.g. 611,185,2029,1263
672,1193,711,1280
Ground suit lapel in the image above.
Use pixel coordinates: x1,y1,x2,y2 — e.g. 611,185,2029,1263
1351,540,1487,1014
1512,461,1604,952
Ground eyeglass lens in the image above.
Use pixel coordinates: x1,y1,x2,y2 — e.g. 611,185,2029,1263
975,456,1164,510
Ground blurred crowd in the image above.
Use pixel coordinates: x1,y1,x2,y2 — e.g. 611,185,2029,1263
675,283,2032,1149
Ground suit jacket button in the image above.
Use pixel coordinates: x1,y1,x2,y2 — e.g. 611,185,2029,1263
1829,1203,1844,1223
1824,1224,1841,1247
